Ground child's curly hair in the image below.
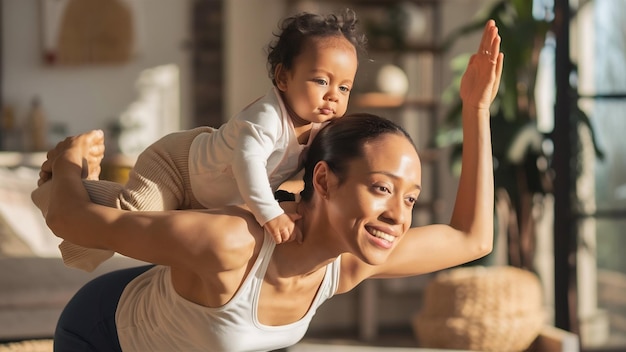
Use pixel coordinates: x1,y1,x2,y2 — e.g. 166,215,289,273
266,8,368,86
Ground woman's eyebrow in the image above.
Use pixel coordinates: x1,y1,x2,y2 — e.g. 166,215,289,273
369,171,421,191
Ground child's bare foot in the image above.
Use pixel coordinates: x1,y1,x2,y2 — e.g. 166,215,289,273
83,131,105,180
37,130,105,186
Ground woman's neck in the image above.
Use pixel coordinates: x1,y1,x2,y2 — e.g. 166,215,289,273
270,202,341,279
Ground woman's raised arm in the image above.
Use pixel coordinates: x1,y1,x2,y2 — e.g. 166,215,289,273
371,20,503,277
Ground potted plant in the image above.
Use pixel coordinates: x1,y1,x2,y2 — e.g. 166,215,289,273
434,0,603,269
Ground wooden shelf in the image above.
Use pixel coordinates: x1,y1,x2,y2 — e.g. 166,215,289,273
351,93,405,108
351,93,437,109
287,0,438,5
367,43,442,54
417,148,440,163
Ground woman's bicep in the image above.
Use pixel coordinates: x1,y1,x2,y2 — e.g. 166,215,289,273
53,205,253,270
108,210,256,270
103,210,201,266
372,224,489,278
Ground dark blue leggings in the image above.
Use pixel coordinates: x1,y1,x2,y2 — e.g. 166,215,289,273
54,265,154,352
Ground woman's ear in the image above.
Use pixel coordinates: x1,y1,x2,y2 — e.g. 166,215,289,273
274,64,288,92
312,161,333,199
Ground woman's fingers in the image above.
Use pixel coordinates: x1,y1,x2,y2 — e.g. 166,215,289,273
478,20,502,103
492,52,504,101
478,20,496,54
476,20,500,64
458,19,504,109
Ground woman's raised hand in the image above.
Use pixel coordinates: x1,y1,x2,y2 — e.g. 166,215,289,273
459,20,504,111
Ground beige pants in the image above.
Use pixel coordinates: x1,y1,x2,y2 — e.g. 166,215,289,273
60,127,214,272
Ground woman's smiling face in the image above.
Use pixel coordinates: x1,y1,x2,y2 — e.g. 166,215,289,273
327,133,421,265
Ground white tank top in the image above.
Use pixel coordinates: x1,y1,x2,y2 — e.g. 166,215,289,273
115,233,341,352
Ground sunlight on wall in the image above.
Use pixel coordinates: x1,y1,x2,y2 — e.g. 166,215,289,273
113,64,180,157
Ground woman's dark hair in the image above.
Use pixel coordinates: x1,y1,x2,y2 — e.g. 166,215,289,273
266,8,367,86
300,113,416,201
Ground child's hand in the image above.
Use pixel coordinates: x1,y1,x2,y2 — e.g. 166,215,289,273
264,213,303,244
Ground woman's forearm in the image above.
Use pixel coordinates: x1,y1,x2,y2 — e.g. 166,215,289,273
446,19,500,259
31,131,110,249
449,105,494,256
44,159,102,246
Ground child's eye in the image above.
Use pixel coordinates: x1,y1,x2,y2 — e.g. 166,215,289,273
339,85,351,93
313,78,328,86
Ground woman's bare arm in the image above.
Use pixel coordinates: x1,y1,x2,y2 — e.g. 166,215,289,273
351,20,502,280
36,131,257,272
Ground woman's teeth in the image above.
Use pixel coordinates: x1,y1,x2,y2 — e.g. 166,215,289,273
370,229,395,243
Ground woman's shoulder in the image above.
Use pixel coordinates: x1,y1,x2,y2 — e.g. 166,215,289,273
173,206,265,272
211,206,265,261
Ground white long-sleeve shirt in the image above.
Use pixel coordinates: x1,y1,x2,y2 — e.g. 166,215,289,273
188,87,323,225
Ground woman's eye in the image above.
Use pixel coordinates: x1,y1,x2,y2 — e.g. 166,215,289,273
406,196,417,205
375,185,391,194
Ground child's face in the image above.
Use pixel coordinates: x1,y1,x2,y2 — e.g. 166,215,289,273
277,36,358,126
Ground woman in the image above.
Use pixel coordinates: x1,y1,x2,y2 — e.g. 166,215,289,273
32,20,502,352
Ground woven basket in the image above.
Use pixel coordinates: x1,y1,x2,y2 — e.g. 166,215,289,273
413,266,544,352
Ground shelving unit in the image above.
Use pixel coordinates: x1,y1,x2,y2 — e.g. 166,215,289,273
287,0,445,227
287,0,446,342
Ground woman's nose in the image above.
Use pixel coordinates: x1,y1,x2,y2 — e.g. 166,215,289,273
382,196,407,225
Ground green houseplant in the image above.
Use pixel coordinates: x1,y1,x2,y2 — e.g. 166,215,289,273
435,0,603,269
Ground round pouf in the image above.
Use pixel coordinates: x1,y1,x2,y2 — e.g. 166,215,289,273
413,266,545,352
